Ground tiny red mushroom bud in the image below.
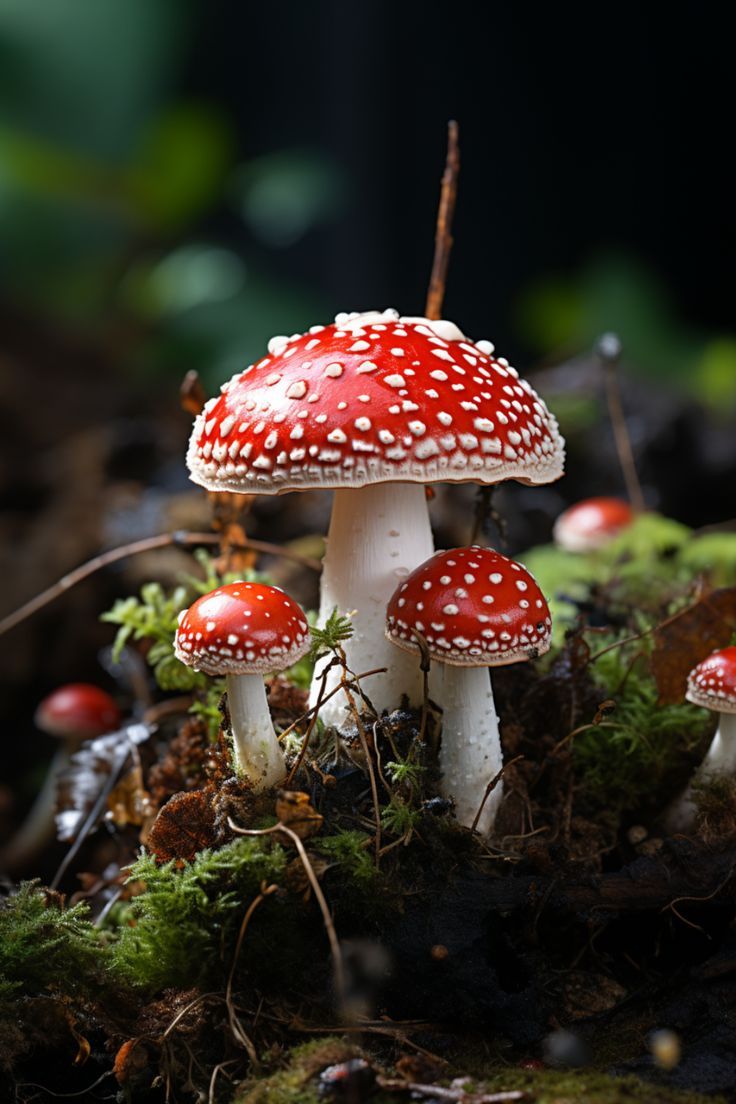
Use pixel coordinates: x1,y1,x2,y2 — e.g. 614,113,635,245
35,684,122,741
174,582,310,789
1,685,122,873
386,546,552,834
553,497,633,553
665,646,736,831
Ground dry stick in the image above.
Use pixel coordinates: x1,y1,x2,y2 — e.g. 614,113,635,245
225,883,279,1067
0,530,321,638
598,333,646,513
339,652,383,866
227,819,346,1010
470,755,524,834
377,1081,526,1104
279,664,388,784
425,120,460,320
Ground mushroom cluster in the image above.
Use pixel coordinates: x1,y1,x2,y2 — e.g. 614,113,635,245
186,309,564,728
175,582,310,789
386,546,552,834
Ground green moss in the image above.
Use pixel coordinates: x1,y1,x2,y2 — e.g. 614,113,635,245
233,1037,722,1104
574,640,710,813
314,830,377,887
235,1038,365,1104
112,837,288,993
461,1066,724,1104
677,532,736,586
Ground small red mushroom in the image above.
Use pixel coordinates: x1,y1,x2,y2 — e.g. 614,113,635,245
186,309,565,730
35,684,122,741
553,497,633,553
386,546,552,834
175,582,310,789
665,646,736,831
1,684,122,873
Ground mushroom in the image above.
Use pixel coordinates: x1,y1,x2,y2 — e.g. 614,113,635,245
665,646,736,831
553,497,633,553
386,546,552,834
186,309,564,729
1,684,122,873
174,581,310,789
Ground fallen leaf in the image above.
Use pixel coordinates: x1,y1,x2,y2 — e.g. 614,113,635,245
651,587,736,704
275,790,323,840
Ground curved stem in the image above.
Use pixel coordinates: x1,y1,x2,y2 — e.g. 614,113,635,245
226,674,285,790
0,746,69,872
436,664,503,835
310,483,434,729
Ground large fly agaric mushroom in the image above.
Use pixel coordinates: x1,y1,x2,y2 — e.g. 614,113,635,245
665,646,736,831
1,684,122,872
553,497,634,553
386,546,552,834
174,582,310,789
186,309,564,728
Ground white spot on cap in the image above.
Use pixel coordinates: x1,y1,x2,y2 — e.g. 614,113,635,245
286,380,307,399
324,362,343,378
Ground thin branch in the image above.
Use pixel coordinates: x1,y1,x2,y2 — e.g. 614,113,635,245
0,530,321,638
470,755,523,833
425,120,460,320
598,333,646,513
225,883,279,1067
227,819,346,1010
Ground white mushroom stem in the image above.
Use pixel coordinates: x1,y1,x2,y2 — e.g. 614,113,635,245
665,712,736,832
0,747,69,873
310,482,434,730
435,664,504,836
226,674,286,790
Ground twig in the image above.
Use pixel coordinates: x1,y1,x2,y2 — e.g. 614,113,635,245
0,530,321,638
278,664,388,763
225,883,279,1066
425,120,460,319
377,1080,527,1104
227,819,346,1010
283,658,336,786
470,755,523,833
598,333,646,513
339,652,383,866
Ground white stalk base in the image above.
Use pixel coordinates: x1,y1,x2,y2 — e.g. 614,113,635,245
436,664,504,836
227,673,286,790
310,483,434,730
0,747,69,872
664,713,736,832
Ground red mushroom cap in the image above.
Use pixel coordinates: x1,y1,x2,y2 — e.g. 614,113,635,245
553,497,634,552
386,546,552,667
686,646,736,714
35,684,122,740
187,309,564,494
174,582,310,676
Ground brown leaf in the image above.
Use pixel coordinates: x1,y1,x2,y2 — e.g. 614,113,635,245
107,763,157,833
652,587,736,704
275,790,323,840
146,790,218,863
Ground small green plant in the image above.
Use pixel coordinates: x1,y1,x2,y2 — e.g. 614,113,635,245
310,608,354,658
315,830,376,886
385,759,425,789
380,796,421,837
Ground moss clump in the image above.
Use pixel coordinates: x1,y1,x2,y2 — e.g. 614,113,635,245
692,772,736,841
463,1066,725,1104
234,1037,724,1104
314,830,377,888
112,837,288,993
573,641,711,813
0,884,113,1070
235,1038,365,1104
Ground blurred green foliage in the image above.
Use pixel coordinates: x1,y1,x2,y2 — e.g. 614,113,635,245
0,0,340,389
523,514,736,643
517,254,736,412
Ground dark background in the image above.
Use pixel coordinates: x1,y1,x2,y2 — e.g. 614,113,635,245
0,1,734,829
